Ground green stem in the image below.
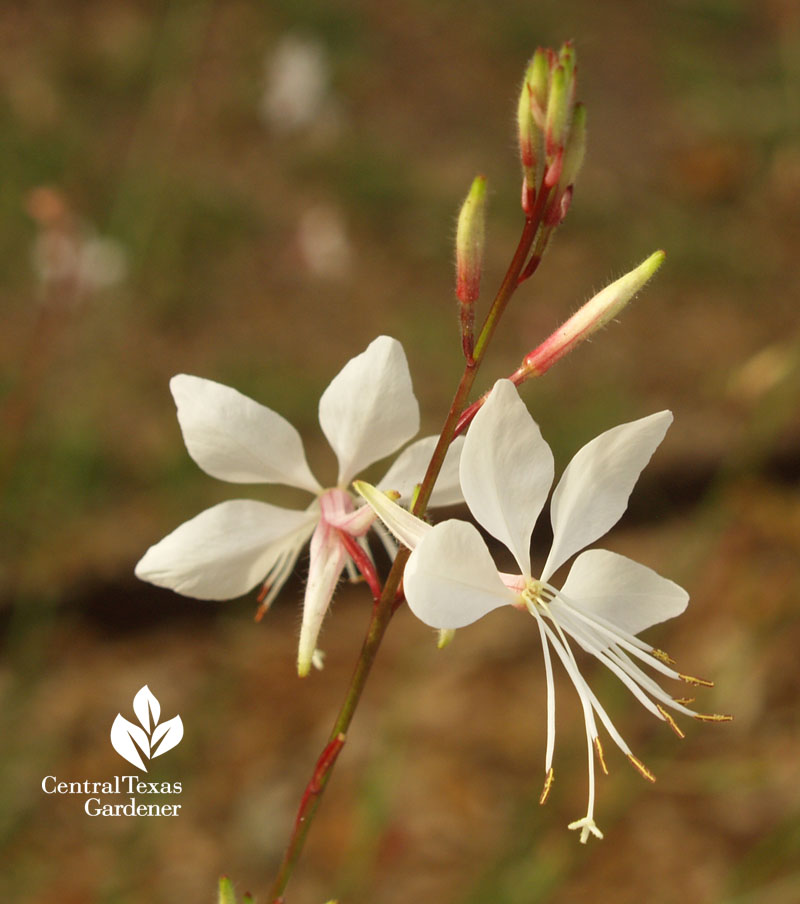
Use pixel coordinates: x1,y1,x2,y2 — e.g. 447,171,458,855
267,212,541,903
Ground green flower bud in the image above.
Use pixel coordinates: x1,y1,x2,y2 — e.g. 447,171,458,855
218,877,236,904
560,102,587,190
518,251,666,378
545,65,569,157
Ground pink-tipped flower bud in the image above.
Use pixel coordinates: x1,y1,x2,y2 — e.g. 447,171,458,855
516,250,666,379
455,175,487,361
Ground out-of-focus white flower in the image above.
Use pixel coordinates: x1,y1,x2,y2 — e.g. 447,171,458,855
136,336,464,677
27,187,128,299
358,380,730,842
297,204,352,280
77,236,128,290
262,35,338,134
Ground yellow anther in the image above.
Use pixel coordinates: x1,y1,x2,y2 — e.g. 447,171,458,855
673,697,695,705
593,736,609,775
656,704,685,739
627,754,656,783
694,712,733,723
539,767,554,805
679,672,715,688
651,648,676,665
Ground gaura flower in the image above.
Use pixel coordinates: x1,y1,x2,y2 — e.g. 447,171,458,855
135,336,463,676
357,379,730,842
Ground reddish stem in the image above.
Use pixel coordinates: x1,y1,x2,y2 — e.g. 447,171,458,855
266,188,549,903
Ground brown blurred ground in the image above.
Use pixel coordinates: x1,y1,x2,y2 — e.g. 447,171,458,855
1,0,799,902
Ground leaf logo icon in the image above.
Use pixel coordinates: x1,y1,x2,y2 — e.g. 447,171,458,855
110,685,184,771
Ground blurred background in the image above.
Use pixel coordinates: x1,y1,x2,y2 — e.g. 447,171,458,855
1,0,799,901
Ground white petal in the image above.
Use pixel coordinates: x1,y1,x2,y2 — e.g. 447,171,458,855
353,481,431,549
460,380,553,576
318,336,420,485
135,500,316,600
171,374,321,492
297,521,348,677
560,548,689,637
542,411,672,581
404,520,518,629
378,435,465,507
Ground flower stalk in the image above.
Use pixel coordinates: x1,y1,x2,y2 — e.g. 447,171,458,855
266,176,550,904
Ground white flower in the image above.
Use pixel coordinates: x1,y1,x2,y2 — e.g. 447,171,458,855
135,336,463,676
358,379,729,842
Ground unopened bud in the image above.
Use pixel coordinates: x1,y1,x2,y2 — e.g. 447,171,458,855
517,65,538,186
218,877,236,904
455,175,487,361
528,48,550,125
456,176,487,304
559,102,586,191
558,41,577,102
545,65,569,157
516,251,666,379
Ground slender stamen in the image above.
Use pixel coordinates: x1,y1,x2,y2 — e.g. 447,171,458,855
602,644,697,716
539,609,635,758
652,648,676,665
594,736,609,775
546,616,600,741
540,767,554,805
680,673,715,688
551,593,683,682
530,585,661,837
534,615,557,772
344,557,359,582
372,520,398,560
693,712,733,722
656,704,685,738
538,604,662,779
627,754,656,783
554,613,672,721
531,608,600,754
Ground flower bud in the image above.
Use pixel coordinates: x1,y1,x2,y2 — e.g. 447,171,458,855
218,877,236,904
517,65,538,187
455,175,487,360
559,102,587,191
545,65,569,158
516,251,666,379
528,48,550,125
558,41,577,103
456,175,487,304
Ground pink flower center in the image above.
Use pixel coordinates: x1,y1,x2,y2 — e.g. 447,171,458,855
319,487,355,523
